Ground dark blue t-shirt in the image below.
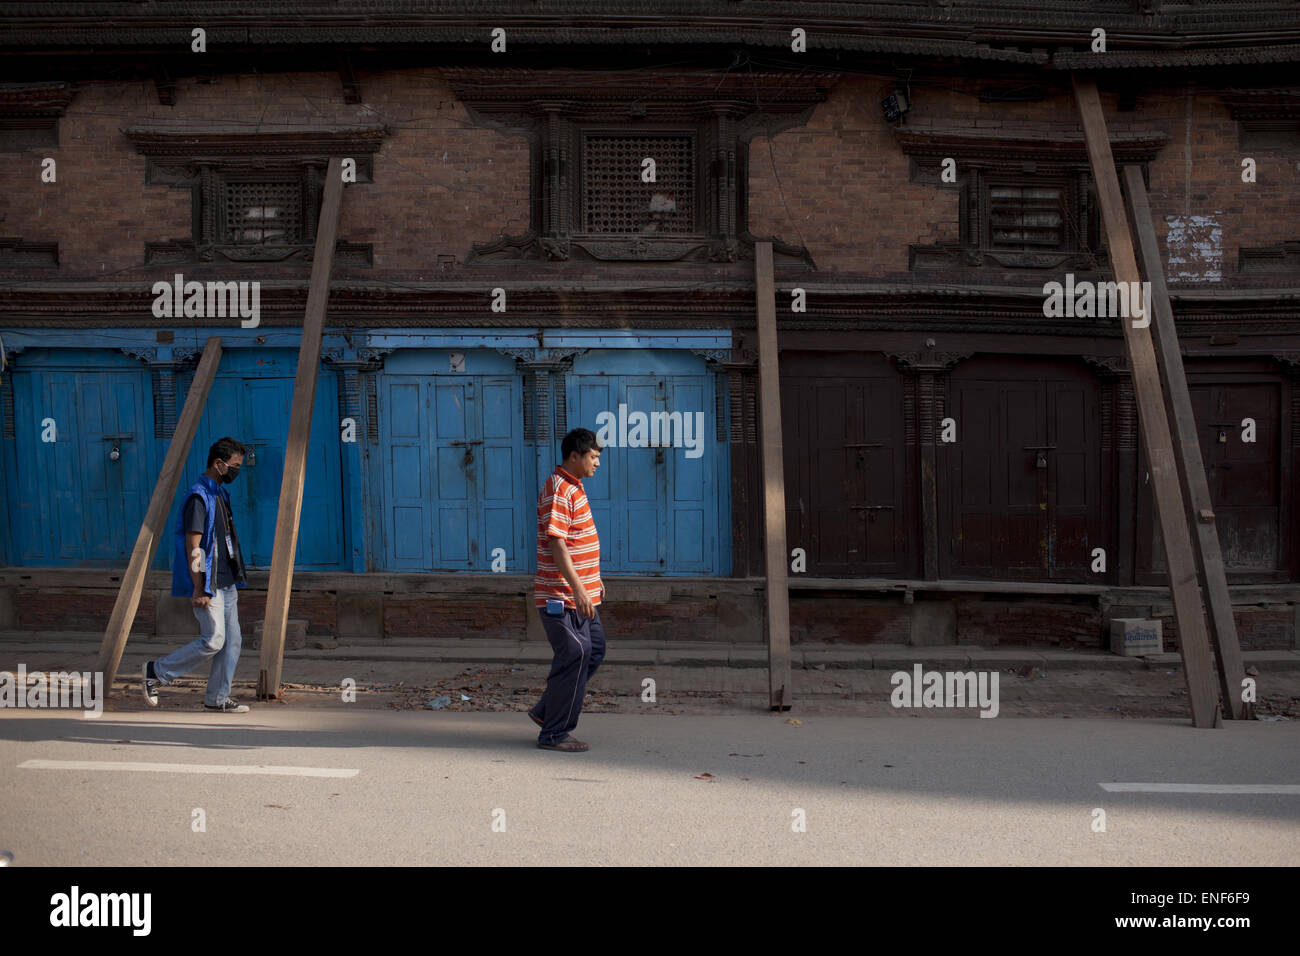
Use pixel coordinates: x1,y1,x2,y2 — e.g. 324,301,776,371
182,493,235,590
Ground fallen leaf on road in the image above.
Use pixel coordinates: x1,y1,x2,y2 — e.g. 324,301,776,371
785,718,801,725
694,772,715,781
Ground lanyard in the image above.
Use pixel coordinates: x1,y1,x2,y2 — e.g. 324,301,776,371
214,494,238,565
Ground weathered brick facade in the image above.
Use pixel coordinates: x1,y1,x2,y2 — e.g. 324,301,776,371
748,79,1300,278
1,2,1298,662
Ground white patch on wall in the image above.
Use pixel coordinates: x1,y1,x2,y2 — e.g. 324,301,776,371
1164,214,1222,282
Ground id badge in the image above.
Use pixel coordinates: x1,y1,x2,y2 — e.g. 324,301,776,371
225,533,235,556
546,598,565,616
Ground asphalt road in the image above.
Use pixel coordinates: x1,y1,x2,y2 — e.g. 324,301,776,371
1,709,1296,866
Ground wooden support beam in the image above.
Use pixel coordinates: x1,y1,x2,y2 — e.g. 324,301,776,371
1074,76,1221,728
257,156,345,700
1122,164,1250,720
96,337,223,691
755,241,792,710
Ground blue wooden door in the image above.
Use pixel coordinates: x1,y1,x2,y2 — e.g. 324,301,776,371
379,369,527,571
9,359,154,565
176,354,344,571
567,360,717,574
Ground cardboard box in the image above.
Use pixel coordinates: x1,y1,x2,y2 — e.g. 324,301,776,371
1110,617,1163,656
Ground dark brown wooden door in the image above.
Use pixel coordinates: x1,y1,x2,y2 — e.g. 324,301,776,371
1139,377,1288,582
781,353,909,576
941,358,1106,581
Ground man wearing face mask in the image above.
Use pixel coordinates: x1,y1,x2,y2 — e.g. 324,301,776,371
142,437,252,713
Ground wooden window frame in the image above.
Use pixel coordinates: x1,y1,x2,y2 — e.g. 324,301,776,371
573,125,705,239
445,67,832,266
123,125,384,267
895,127,1169,274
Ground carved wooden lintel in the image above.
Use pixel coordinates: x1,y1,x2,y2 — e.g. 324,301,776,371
124,124,389,162
1083,354,1130,377
888,347,973,371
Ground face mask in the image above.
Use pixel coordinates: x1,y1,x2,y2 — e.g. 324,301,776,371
220,463,241,483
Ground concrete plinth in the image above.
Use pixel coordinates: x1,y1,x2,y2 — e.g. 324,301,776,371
909,599,957,646
252,618,307,651
155,595,200,639
337,592,384,641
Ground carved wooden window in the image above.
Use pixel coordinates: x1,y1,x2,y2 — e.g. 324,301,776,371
896,128,1170,273
986,181,1067,251
200,166,320,258
445,67,833,265
221,176,306,245
962,170,1097,269
579,133,698,235
124,125,385,267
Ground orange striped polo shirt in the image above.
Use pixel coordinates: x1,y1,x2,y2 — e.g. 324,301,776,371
534,466,603,609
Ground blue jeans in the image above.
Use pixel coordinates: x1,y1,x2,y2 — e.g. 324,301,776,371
154,586,243,706
531,606,607,744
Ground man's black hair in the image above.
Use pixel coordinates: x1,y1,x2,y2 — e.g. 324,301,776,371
561,428,602,460
207,436,250,468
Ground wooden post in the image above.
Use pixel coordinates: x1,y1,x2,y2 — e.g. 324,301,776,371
1122,164,1250,720
257,156,345,700
1074,76,1221,728
755,241,792,710
96,336,223,692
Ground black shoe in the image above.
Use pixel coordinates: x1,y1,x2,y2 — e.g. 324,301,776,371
203,698,250,714
141,662,160,707
538,736,589,752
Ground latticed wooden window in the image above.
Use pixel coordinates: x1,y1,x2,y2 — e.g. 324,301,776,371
987,184,1065,249
222,180,303,244
581,134,696,234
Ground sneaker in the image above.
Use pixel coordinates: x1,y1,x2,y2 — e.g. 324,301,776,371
538,736,589,752
203,698,250,714
141,661,160,707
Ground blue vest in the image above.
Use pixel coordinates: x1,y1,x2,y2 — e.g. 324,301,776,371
171,475,244,597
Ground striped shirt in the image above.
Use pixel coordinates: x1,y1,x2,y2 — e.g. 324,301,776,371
534,466,603,609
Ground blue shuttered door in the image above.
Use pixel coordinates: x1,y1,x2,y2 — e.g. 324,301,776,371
379,359,526,571
382,377,429,569
9,358,154,565
669,377,710,570
177,353,344,571
567,351,717,575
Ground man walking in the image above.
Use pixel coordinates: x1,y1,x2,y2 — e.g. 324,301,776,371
141,437,251,713
529,428,608,752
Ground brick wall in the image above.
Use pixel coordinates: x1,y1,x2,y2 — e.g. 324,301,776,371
956,598,1101,648
789,597,910,644
1158,606,1294,651
235,592,338,636
747,75,1300,279
2,70,1294,282
384,595,525,640
0,71,530,278
17,588,154,633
